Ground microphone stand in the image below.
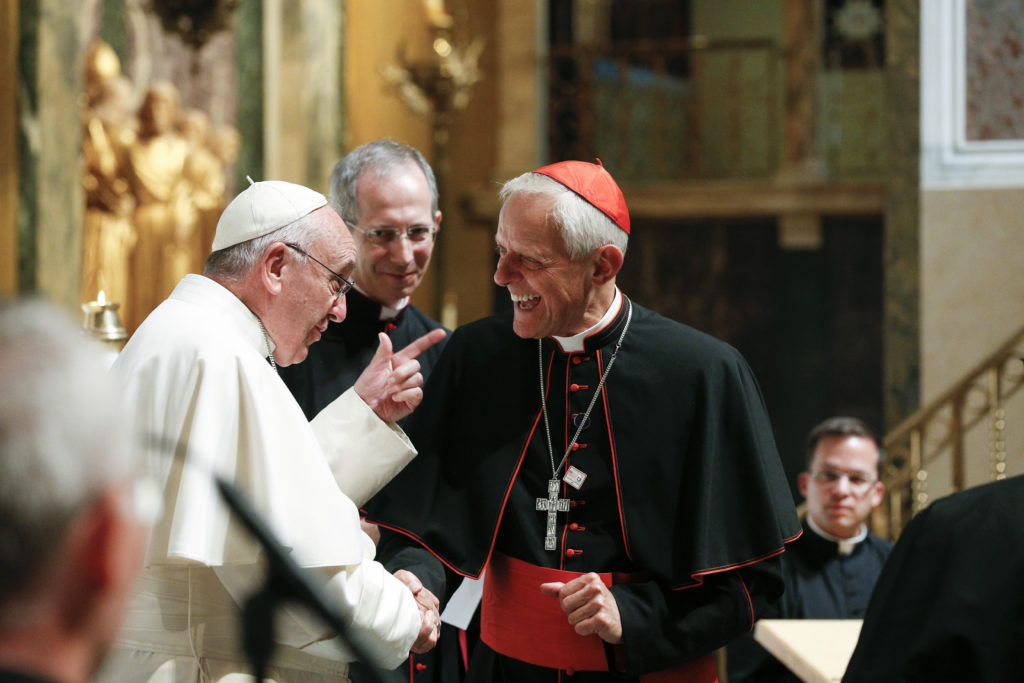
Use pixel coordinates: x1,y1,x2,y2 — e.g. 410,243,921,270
215,476,387,683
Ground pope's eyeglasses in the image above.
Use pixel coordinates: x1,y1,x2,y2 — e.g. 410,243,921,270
285,243,354,302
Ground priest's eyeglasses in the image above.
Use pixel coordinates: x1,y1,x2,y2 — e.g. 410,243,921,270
810,469,877,495
346,222,436,247
285,243,354,302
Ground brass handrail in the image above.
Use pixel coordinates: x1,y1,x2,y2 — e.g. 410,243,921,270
874,325,1024,540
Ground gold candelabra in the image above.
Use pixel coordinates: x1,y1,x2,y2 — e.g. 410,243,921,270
381,1,483,322
381,1,483,161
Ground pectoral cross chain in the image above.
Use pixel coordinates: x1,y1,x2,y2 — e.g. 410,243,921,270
535,478,571,551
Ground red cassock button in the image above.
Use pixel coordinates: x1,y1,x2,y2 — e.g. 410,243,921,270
565,549,577,557
570,383,580,392
572,356,582,365
569,523,579,530
415,662,428,671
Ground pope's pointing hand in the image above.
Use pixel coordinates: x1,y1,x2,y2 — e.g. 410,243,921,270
354,328,447,423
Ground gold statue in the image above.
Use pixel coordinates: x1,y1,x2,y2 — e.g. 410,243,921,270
179,108,225,274
81,42,239,332
124,82,197,331
80,41,137,321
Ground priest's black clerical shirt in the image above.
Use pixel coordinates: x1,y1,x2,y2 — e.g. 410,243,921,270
727,519,892,683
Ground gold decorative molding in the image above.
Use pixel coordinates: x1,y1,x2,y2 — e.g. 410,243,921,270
462,178,886,224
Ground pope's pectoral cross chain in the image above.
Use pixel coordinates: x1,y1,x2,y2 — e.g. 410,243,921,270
536,478,571,551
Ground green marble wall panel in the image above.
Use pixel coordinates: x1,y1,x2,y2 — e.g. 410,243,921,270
236,0,263,187
100,0,127,60
18,0,83,306
883,0,920,429
16,0,38,292
820,70,886,179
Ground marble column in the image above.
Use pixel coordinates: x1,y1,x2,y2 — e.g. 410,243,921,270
1,1,17,296
18,0,84,307
883,0,920,429
235,0,264,187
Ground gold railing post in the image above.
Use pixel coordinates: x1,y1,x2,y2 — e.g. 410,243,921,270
910,427,927,516
988,366,1007,481
951,393,965,492
887,485,902,541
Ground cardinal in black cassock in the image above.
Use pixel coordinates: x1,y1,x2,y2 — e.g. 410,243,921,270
366,160,801,682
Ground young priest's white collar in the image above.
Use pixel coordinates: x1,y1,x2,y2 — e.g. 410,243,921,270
552,288,622,353
806,514,867,556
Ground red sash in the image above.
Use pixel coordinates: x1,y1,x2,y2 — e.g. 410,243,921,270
481,553,718,681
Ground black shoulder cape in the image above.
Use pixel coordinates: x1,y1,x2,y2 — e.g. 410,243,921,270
367,298,800,588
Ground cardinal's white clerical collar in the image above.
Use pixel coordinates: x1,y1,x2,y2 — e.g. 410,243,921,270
552,288,622,353
807,515,867,556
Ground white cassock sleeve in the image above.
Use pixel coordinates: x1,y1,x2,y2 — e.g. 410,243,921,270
212,533,420,669
310,388,417,507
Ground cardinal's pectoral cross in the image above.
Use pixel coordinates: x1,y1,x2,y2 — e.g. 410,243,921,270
536,478,571,551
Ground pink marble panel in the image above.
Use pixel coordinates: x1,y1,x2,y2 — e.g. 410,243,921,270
965,0,1024,141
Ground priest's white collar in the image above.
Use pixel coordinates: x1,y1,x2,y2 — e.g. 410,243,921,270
379,299,409,321
551,288,622,353
806,515,867,556
352,282,409,320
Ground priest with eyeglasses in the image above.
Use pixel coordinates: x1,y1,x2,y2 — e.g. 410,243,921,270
281,139,449,424
727,416,892,683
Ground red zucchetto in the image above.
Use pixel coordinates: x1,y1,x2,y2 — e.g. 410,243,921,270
533,159,630,235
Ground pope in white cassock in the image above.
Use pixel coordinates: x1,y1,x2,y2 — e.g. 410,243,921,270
96,180,447,682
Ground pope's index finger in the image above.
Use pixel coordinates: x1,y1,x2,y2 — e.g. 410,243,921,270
395,328,448,361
